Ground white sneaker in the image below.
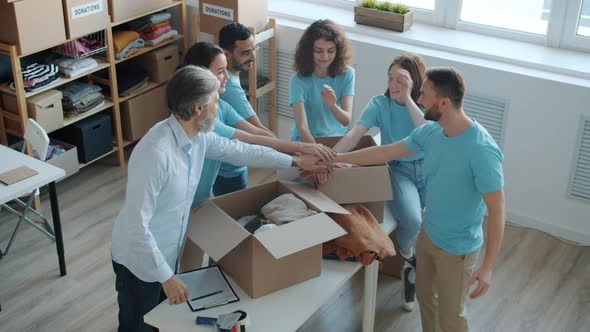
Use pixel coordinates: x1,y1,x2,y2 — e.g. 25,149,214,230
401,262,416,312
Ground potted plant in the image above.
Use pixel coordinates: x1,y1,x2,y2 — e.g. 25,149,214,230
354,0,414,32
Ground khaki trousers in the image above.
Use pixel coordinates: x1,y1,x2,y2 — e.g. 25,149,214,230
415,230,480,332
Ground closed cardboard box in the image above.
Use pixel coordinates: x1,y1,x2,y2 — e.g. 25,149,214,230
62,0,109,39
2,90,65,133
0,0,67,55
200,0,268,36
181,181,348,298
107,0,172,23
131,45,179,84
120,85,168,141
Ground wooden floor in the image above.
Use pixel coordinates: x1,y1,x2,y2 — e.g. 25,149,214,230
1,152,589,332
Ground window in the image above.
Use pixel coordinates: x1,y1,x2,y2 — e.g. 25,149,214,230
335,0,590,51
402,0,434,11
460,0,551,35
577,0,590,37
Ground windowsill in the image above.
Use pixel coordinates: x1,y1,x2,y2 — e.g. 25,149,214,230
270,0,590,87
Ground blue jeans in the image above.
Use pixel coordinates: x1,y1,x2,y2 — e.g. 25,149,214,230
387,159,427,252
213,169,248,196
112,261,165,332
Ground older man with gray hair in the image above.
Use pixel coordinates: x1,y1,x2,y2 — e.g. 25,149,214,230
111,66,323,332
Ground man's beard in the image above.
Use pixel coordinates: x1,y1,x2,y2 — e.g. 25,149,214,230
198,114,216,133
232,58,253,72
424,104,442,122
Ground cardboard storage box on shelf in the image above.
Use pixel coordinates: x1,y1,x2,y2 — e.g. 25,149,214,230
120,84,168,141
2,90,65,133
62,0,109,39
107,0,172,23
130,45,179,84
180,181,349,298
200,0,268,36
0,0,67,55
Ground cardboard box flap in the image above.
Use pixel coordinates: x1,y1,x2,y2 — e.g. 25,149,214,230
319,166,393,204
279,181,350,215
253,213,347,259
187,202,250,262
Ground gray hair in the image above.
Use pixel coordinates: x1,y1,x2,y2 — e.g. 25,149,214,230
166,65,220,121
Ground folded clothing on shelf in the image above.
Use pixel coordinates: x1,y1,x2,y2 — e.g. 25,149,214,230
128,11,172,32
144,29,178,46
52,57,98,78
9,63,60,92
115,65,150,94
120,77,149,97
57,82,102,104
114,31,145,60
142,20,170,34
140,24,172,41
57,82,105,117
55,37,104,58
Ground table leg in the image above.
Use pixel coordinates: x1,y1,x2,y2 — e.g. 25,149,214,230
48,181,66,276
362,260,379,332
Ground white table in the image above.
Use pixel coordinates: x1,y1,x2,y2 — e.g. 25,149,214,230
0,145,66,276
145,208,397,332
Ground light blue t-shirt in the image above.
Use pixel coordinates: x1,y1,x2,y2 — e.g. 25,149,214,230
192,99,244,207
357,95,424,162
402,121,504,256
218,70,256,178
289,66,355,141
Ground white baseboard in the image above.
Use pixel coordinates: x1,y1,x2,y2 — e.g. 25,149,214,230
506,211,590,246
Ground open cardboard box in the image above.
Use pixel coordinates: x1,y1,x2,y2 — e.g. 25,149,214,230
278,135,393,222
179,181,349,298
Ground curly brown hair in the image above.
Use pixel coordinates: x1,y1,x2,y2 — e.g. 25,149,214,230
294,19,352,77
384,52,426,104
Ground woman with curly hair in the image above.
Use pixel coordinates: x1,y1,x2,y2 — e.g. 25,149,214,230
289,19,355,142
332,52,428,312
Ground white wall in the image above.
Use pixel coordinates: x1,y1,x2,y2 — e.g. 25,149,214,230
268,21,590,244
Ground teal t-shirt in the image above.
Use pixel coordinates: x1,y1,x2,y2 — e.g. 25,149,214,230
357,95,424,162
192,99,243,207
289,66,355,141
402,121,504,255
218,70,255,178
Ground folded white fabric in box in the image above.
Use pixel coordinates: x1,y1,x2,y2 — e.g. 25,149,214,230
261,194,317,225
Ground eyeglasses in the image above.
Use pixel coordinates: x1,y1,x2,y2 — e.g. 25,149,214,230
239,45,260,58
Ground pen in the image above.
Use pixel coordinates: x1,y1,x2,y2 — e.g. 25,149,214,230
190,290,223,302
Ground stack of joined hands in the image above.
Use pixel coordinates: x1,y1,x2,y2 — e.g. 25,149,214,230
290,143,338,185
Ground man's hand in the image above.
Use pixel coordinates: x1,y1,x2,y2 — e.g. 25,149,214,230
394,69,413,105
320,84,337,110
299,143,336,161
162,275,189,305
468,265,493,299
292,154,329,172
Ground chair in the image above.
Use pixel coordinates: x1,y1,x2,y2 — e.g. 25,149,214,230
1,119,55,257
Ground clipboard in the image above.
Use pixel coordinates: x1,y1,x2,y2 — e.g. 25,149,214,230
176,265,239,312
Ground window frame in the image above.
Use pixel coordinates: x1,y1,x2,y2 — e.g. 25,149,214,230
331,0,590,52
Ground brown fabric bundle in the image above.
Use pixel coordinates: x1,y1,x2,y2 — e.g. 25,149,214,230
323,204,396,266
